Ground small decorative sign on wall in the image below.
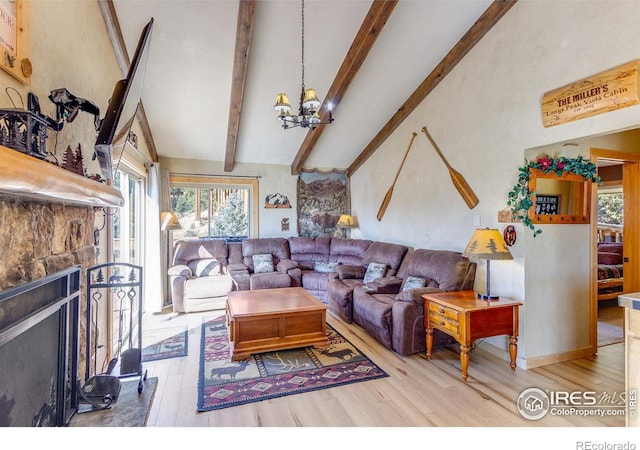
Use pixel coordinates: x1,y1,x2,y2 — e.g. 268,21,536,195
264,193,291,208
541,59,640,127
534,195,559,215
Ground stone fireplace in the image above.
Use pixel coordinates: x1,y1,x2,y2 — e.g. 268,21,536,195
0,266,80,426
0,144,123,426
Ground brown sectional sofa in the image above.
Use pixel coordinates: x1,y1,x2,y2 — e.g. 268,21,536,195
168,236,475,355
289,236,402,302
352,249,476,355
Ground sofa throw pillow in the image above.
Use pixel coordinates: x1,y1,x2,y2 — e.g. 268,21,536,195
252,253,274,273
363,262,387,283
193,259,220,277
402,275,426,292
313,261,339,273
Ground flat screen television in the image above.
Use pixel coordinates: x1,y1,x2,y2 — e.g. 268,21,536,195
94,18,154,179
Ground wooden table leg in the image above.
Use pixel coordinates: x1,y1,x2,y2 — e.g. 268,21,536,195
426,327,433,359
460,344,470,381
509,336,518,370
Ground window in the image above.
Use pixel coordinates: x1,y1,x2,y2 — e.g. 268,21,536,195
597,185,623,243
113,170,144,264
597,188,623,226
169,176,258,245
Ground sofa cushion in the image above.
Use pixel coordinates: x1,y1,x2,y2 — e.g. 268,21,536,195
184,275,234,299
362,241,408,277
314,261,339,273
402,275,426,292
172,238,228,266
242,237,291,269
329,237,372,265
352,292,395,350
250,272,291,290
253,253,274,273
301,270,337,291
190,259,220,277
396,249,475,292
363,262,387,283
288,236,331,269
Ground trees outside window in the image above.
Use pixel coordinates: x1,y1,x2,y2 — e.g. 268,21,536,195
598,191,623,225
170,185,251,242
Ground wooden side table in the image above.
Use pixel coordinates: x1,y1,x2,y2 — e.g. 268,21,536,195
422,290,522,381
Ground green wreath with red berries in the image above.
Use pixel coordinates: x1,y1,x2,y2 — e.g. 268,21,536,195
507,155,600,237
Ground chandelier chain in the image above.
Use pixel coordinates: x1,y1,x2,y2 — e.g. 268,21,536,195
301,0,305,93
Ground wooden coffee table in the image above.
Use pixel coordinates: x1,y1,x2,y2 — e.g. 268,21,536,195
226,287,329,361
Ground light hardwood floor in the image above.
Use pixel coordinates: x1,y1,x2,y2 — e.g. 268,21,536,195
141,307,626,428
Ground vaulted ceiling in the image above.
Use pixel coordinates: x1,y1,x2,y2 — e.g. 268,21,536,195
104,0,516,176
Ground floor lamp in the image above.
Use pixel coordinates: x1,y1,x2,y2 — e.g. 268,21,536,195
462,228,513,300
161,211,182,306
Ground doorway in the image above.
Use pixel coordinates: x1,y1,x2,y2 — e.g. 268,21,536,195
594,164,624,346
592,147,640,350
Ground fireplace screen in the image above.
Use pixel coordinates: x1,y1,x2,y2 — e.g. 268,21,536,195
0,266,80,427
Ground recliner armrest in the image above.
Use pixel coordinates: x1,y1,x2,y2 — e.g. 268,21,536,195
336,264,366,280
365,276,403,294
395,287,444,305
168,264,191,277
276,259,299,273
227,263,249,273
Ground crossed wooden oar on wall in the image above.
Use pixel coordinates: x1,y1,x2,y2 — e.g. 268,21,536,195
376,126,479,221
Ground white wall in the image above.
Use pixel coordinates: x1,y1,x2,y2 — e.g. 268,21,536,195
159,157,299,238
32,1,124,174
350,0,640,366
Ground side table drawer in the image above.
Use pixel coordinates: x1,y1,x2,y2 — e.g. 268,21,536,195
428,310,459,335
428,302,459,321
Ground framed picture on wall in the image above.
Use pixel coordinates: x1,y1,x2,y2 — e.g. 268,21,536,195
535,195,559,215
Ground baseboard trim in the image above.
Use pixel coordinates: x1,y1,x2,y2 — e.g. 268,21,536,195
524,345,596,369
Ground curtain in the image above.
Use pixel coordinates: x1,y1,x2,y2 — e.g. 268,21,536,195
145,163,162,313
160,168,172,307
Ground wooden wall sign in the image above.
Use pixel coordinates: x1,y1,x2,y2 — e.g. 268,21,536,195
0,0,31,84
541,59,640,127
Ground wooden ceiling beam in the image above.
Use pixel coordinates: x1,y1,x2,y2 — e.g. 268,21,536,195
224,0,256,172
290,0,398,175
347,0,517,177
98,0,159,162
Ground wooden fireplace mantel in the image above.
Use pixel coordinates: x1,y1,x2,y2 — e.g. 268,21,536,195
0,145,124,207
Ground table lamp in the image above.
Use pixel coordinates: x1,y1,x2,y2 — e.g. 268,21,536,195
462,227,513,300
160,211,182,231
336,214,357,238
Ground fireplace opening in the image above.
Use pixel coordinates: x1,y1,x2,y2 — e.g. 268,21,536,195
0,266,81,427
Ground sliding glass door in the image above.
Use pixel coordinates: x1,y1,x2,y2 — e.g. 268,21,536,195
111,169,145,358
113,170,144,265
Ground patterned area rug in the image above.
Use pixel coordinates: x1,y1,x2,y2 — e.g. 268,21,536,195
598,321,624,346
198,315,388,411
142,326,188,362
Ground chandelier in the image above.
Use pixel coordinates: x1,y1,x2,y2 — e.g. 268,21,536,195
273,0,334,130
